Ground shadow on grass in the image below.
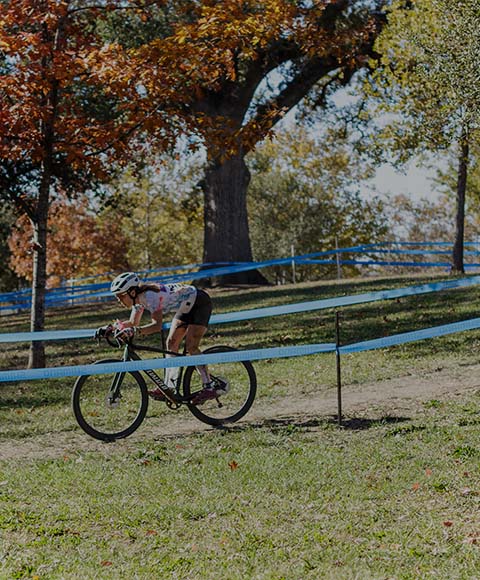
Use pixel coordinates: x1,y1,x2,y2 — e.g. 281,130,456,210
0,387,71,409
208,414,411,434
336,416,411,430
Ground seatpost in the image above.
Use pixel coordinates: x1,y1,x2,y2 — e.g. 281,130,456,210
161,329,167,354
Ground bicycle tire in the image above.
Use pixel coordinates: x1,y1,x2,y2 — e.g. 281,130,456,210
72,359,149,441
183,346,257,426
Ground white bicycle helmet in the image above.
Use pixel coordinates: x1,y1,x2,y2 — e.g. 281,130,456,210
110,272,141,295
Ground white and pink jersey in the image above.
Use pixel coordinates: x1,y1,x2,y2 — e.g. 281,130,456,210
134,283,197,316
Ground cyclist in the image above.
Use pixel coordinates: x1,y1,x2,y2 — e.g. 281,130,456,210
97,272,226,404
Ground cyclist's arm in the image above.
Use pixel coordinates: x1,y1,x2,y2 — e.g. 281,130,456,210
136,309,163,337
128,304,144,326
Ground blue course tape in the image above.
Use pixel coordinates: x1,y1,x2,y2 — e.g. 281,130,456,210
298,258,453,268
5,242,474,310
0,329,95,344
366,241,480,247
3,274,480,342
352,248,480,256
208,275,480,325
3,314,480,383
340,317,480,353
0,246,369,309
0,343,336,383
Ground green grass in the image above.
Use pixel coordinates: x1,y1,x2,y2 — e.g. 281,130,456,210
1,273,480,578
2,272,480,438
1,398,479,579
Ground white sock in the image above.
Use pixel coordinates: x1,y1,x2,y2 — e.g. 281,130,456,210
164,361,179,391
196,365,210,385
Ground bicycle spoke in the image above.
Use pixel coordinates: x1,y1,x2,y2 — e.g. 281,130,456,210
72,366,148,441
183,347,256,425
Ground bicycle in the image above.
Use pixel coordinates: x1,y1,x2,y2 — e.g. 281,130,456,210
71,333,257,442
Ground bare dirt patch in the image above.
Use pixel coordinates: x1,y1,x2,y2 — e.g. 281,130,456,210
1,363,479,462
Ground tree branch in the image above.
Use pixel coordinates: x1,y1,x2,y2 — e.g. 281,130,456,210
243,55,343,142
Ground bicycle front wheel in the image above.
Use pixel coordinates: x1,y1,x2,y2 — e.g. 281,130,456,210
183,346,257,426
72,359,148,442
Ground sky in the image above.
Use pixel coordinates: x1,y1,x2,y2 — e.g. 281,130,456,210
370,162,438,201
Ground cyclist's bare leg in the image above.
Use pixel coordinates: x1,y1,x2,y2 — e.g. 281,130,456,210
166,319,188,352
185,324,210,385
164,320,188,390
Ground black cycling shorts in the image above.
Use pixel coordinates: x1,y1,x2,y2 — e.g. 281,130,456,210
174,289,212,328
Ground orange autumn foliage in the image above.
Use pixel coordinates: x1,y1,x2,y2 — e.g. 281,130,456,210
8,197,130,287
90,1,381,155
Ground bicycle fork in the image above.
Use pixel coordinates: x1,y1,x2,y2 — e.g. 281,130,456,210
107,372,126,407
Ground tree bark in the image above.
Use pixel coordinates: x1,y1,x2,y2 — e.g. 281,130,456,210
452,132,469,274
201,152,268,285
28,170,50,368
191,3,384,285
27,17,62,368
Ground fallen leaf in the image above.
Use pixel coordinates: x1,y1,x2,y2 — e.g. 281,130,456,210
228,460,239,471
101,561,113,567
146,530,157,536
465,537,478,545
443,521,454,527
425,469,432,477
412,482,420,491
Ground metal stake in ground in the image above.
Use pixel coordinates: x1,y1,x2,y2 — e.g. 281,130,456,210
335,311,343,426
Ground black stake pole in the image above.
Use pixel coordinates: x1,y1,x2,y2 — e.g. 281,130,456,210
335,311,342,426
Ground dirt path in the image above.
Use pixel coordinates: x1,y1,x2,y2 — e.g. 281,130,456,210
1,364,480,462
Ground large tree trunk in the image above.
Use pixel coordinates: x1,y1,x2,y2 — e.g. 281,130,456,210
28,170,50,368
202,152,268,285
452,132,469,274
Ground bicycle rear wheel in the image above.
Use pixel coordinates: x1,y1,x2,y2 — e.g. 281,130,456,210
72,359,148,441
183,346,257,426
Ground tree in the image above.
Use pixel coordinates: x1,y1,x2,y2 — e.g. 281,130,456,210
0,1,177,366
0,205,22,291
103,0,387,284
8,195,130,287
247,125,388,281
367,0,480,272
104,153,204,270
382,193,455,244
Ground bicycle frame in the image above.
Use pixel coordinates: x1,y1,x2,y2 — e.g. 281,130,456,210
121,341,187,405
